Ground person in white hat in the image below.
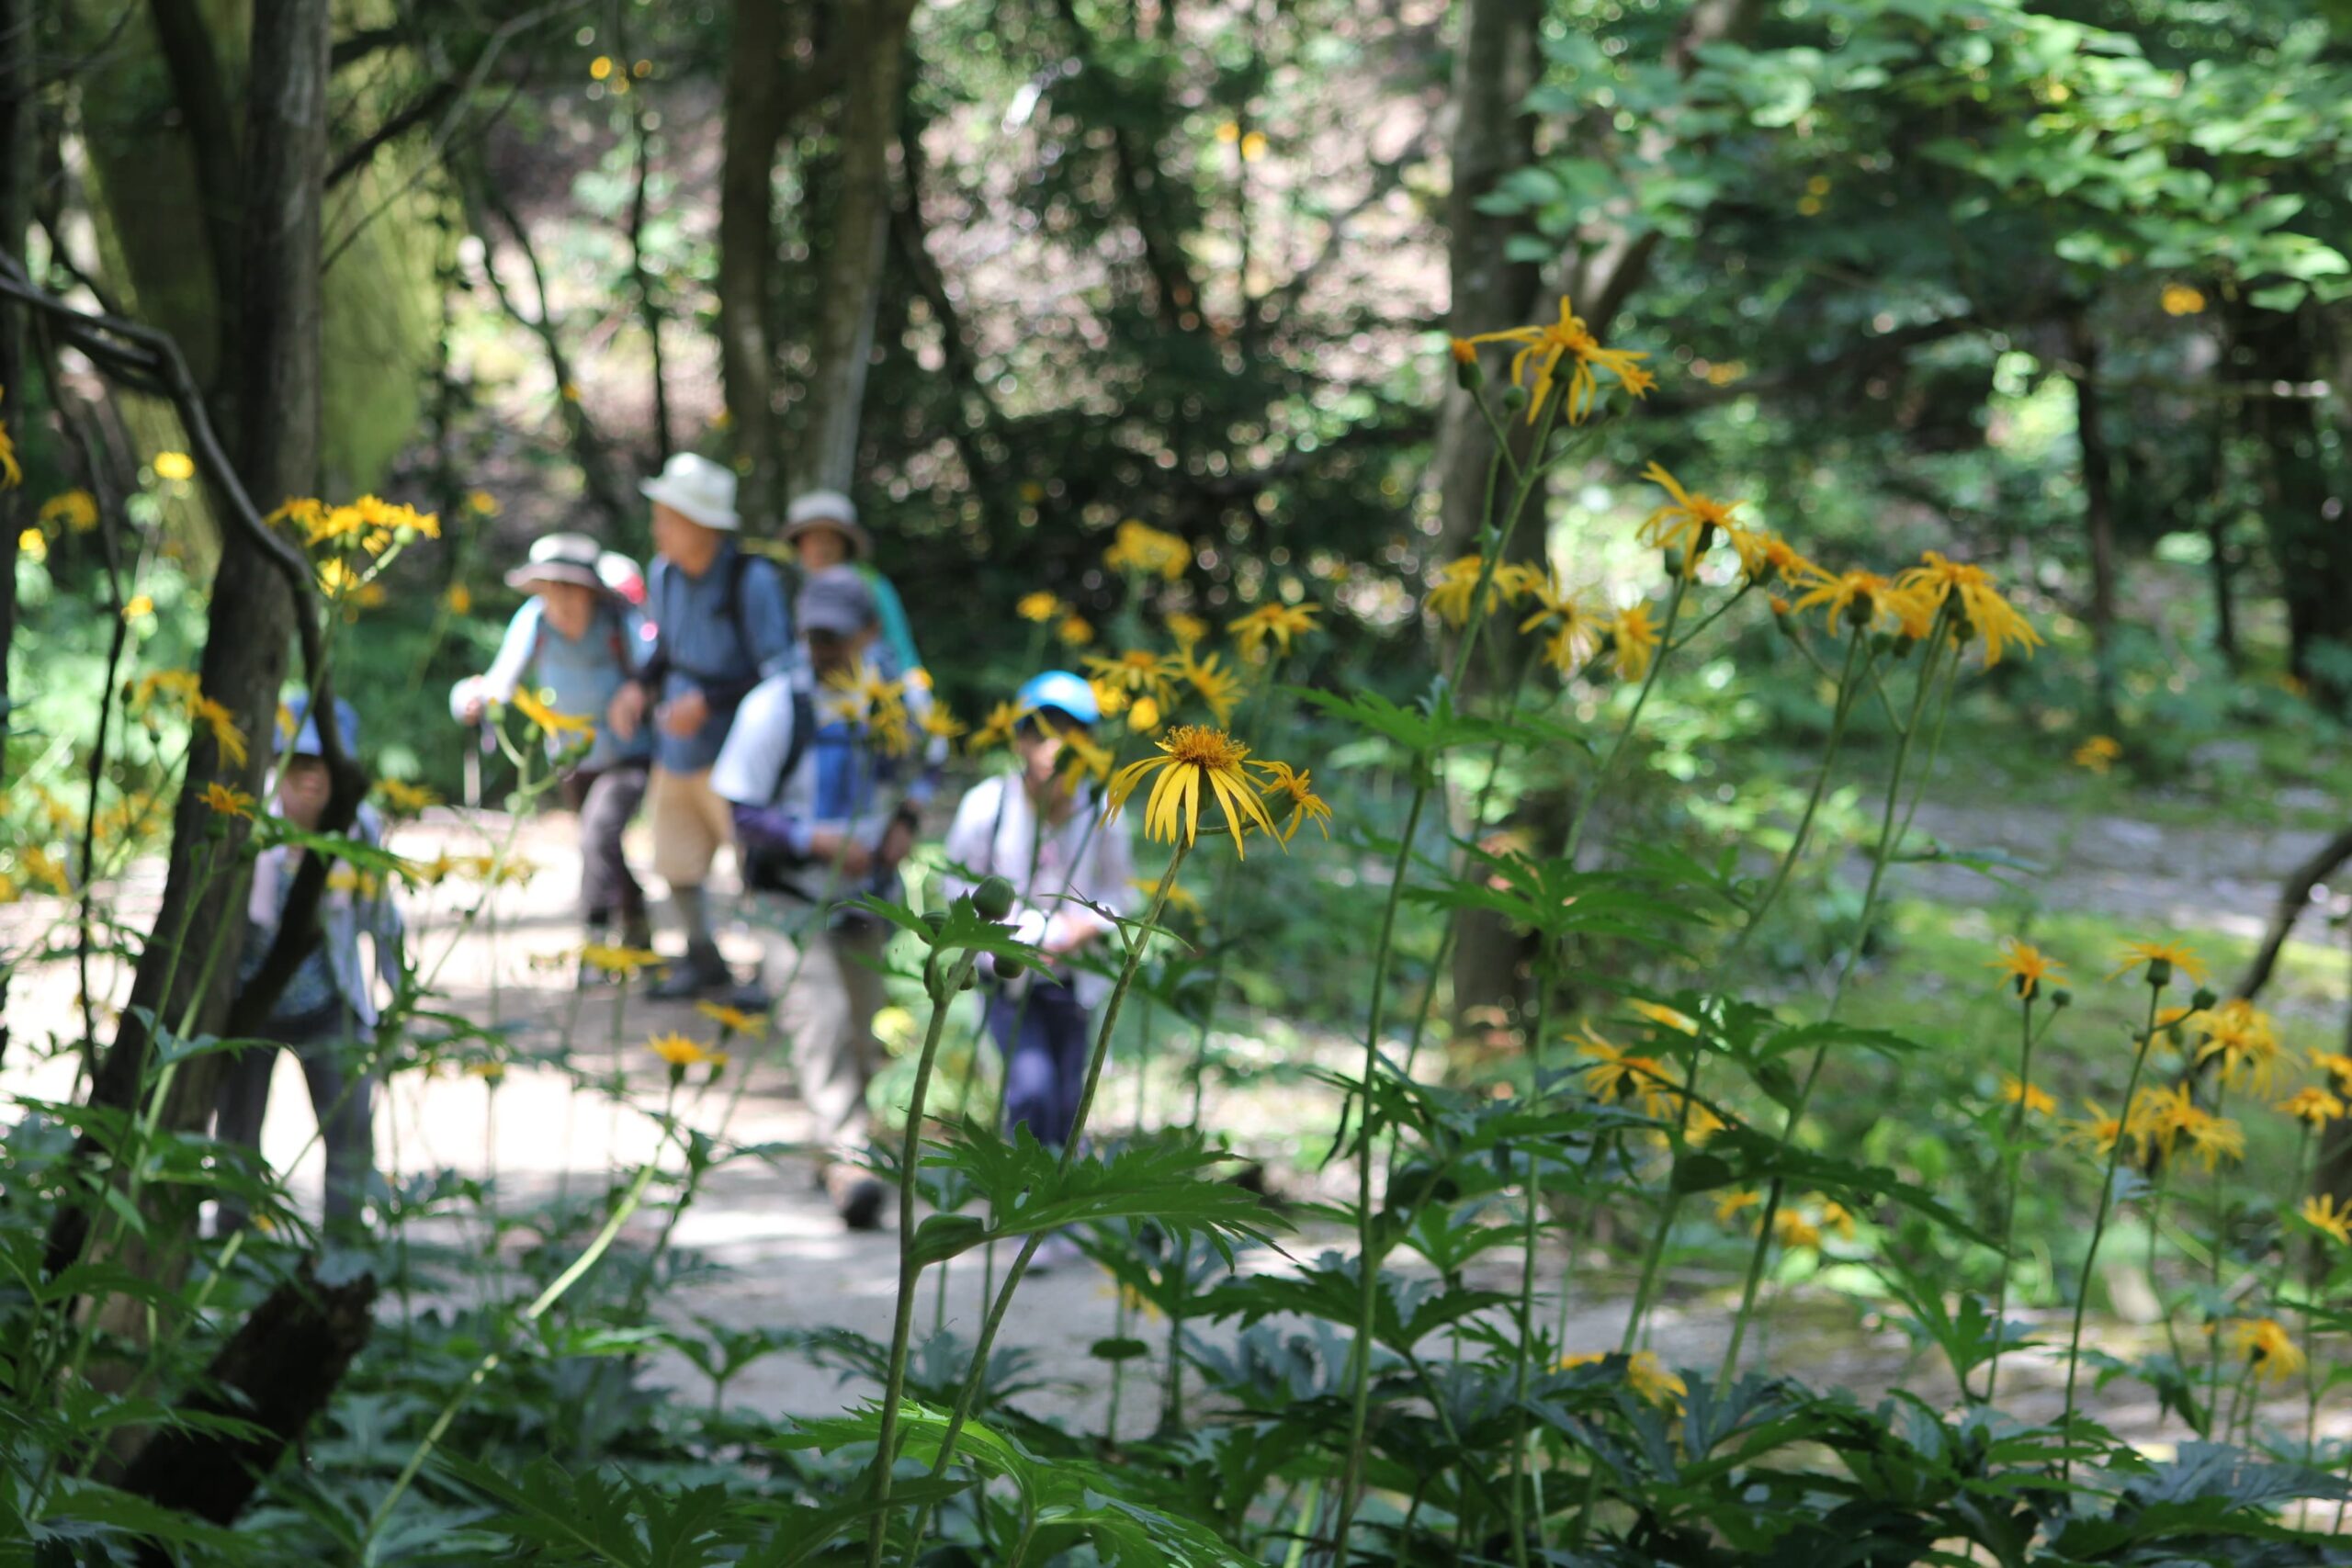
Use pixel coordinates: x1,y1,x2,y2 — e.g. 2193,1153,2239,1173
449,532,656,953
608,454,797,998
782,490,924,681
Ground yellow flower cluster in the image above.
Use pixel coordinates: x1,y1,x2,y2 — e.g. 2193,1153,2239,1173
1102,519,1192,581
1103,724,1329,861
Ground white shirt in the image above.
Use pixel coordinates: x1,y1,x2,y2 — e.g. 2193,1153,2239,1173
941,772,1136,1010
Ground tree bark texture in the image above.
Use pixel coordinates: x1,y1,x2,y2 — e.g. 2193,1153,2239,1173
2064,311,2120,709
0,0,33,793
801,0,916,494
2233,301,2352,706
718,0,790,526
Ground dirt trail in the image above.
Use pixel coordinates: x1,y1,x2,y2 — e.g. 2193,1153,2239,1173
3,797,2340,1447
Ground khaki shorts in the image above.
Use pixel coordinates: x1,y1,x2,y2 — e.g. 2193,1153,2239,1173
647,766,736,889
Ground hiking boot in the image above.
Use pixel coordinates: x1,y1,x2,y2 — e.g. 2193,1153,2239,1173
647,942,732,1000
619,913,655,953
826,1165,888,1231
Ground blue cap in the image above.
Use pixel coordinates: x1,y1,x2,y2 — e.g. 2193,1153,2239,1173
281,694,359,760
1015,670,1099,727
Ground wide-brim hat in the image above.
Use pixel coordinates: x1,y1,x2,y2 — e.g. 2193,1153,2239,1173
505,531,609,592
782,489,872,559
639,452,741,533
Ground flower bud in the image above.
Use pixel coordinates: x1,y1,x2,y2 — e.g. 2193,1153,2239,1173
2146,957,2173,989
973,875,1018,922
1449,338,1482,390
1662,547,1686,577
995,954,1025,981
2190,987,2219,1012
1844,594,1874,631
1501,384,1530,412
2050,987,2073,1010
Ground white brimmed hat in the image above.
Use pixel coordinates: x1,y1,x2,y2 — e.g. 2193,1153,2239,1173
782,489,872,559
639,452,741,532
504,532,607,592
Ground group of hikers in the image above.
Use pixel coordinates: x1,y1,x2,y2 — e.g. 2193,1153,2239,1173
220,454,1134,1239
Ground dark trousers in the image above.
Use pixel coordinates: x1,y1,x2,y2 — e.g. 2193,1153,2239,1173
212,1010,373,1229
989,980,1093,1148
563,761,650,927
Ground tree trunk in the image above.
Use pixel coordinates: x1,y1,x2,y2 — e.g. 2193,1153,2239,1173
0,0,32,789
801,0,916,494
718,0,789,526
1434,0,1545,1042
2065,310,2120,713
2233,301,2352,707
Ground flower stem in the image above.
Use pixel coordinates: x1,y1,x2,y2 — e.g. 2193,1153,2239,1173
1564,571,1690,864
1984,992,2039,1404
2060,984,2165,1485
1507,971,1558,1568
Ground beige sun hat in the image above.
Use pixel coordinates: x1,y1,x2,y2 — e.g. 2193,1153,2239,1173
639,452,741,532
504,532,606,592
782,489,873,559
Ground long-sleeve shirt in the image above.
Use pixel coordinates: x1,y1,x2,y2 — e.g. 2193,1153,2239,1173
238,804,407,1041
643,541,796,773
472,597,652,773
941,772,1135,1010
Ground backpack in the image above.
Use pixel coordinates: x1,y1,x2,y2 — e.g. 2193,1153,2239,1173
640,547,783,710
738,680,820,896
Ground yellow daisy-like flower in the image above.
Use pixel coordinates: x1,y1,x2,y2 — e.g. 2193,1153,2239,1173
1819,1199,1859,1241
649,1032,727,1070
375,779,438,815
512,686,595,741
1626,998,1699,1036
1636,463,1745,576
2168,1099,2245,1173
1787,565,1935,639
1229,603,1320,660
467,489,501,516
1517,571,1600,676
1558,1349,1687,1412
1609,602,1660,682
1577,1027,1674,1118
1057,614,1093,648
152,450,196,482
1104,725,1282,858
1126,696,1164,734
1131,874,1203,919
695,1000,766,1035
1724,525,1815,587
1998,1074,2055,1117
1464,295,1654,424
582,943,663,978
1773,1209,1823,1251
2064,1099,2129,1159
921,705,967,743
2161,283,2207,317
1894,551,2041,666
1057,726,1117,784
968,699,1023,755
2073,735,2122,774
1254,761,1331,843
188,694,250,767
1017,591,1066,624
40,491,99,532
1102,518,1192,581
200,782,255,819
2278,1086,2345,1131
1165,612,1210,649
1988,938,2064,999
2109,939,2208,987
2225,1316,2303,1383
1426,556,1526,628
2193,998,2282,1096
1713,1188,1761,1227
2311,1050,2352,1093
2300,1193,2352,1247
1084,649,1181,709
1179,649,1244,726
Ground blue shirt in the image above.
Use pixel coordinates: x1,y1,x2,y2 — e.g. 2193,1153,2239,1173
646,542,796,773
481,597,653,773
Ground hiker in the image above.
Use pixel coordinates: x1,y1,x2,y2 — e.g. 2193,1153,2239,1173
940,671,1135,1156
781,491,923,680
709,566,933,1229
215,696,406,1232
607,453,797,998
450,532,655,953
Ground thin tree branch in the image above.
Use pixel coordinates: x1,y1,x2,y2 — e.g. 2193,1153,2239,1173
325,77,458,189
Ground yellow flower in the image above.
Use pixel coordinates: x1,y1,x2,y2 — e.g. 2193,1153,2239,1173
1713,1188,1761,1227
1254,761,1331,843
446,583,473,615
582,944,664,977
590,53,614,80
1058,614,1093,648
1126,696,1163,734
1627,999,1699,1036
1427,555,1525,628
2193,998,2282,1095
2064,1099,2129,1159
649,1032,727,1071
1448,336,1478,367
1609,602,1659,682
1894,551,2041,666
200,782,255,819
152,450,196,482
1179,649,1243,725
40,491,98,532
1788,565,1936,639
1637,463,1745,576
2278,1086,2344,1131
1018,591,1065,624
2109,939,2208,987
1517,571,1600,676
1085,649,1181,708
921,705,968,743
695,1000,766,1034
375,779,438,815
1773,1210,1822,1251
1724,525,1815,587
2311,1050,2352,1093
1102,518,1191,581
2300,1193,2352,1247
1239,130,1269,163
1998,1074,2055,1117
1988,938,2064,999
467,1060,507,1085
1056,726,1116,784
17,527,43,563
1819,1199,1859,1240
2224,1316,2303,1383
2160,1092,2244,1173
121,595,155,621
467,489,501,516
1465,295,1654,424
1105,725,1282,857
2073,734,2122,774
1131,874,1204,919
1558,1349,1687,1411
2161,283,2207,317
0,406,17,488
189,694,250,767
512,686,595,741
1164,612,1210,649
1228,603,1319,660
968,699,1023,755
1577,1027,1674,1118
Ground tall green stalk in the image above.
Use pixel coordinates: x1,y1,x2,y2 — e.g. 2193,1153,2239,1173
1984,990,2041,1404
